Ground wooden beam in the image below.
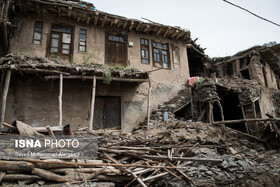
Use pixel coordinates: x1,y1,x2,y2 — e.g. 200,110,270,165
89,76,96,130
143,25,150,33
241,106,250,134
156,26,164,36
68,6,72,18
143,155,223,163
175,31,184,40
57,7,61,18
116,19,122,28
86,16,91,24
0,70,11,128
163,27,170,37
46,126,56,139
16,68,70,75
35,3,40,14
129,20,134,31
136,22,142,31
77,13,82,22
101,15,107,27
58,74,63,126
213,118,280,125
147,74,151,130
44,75,148,83
170,30,179,38
94,12,99,26
122,20,128,29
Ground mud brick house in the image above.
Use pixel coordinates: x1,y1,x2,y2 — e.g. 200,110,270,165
0,0,199,132
191,44,280,137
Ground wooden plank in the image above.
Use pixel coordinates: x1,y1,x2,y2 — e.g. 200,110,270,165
89,76,96,130
0,161,34,172
212,118,280,125
46,126,56,139
143,155,223,163
45,75,148,82
59,74,63,126
0,70,11,128
147,75,152,130
142,172,169,182
32,168,69,182
103,153,148,187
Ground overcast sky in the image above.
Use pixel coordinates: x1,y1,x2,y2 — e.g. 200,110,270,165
88,0,280,57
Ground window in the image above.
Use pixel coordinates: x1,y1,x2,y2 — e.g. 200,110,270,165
140,38,149,64
33,21,43,45
79,29,86,52
152,41,169,68
105,33,127,66
49,24,72,56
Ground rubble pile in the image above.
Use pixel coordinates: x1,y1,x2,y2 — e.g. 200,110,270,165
1,120,280,186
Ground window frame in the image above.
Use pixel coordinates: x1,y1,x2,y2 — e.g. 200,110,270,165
48,24,74,57
79,29,87,52
152,41,170,69
140,38,150,64
33,21,43,45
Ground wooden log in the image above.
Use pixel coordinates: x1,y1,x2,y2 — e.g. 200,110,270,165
143,155,223,163
32,168,69,182
3,122,17,130
89,76,96,130
4,157,191,170
166,161,192,181
46,125,56,139
241,106,250,134
2,174,40,182
45,75,148,83
142,172,169,182
147,74,151,130
212,118,280,125
59,74,63,126
18,68,70,75
0,171,5,182
0,69,11,128
0,161,34,172
50,167,122,175
104,153,148,187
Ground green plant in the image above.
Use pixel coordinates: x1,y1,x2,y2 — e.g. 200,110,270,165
49,54,61,61
126,67,138,72
82,53,92,65
109,64,125,70
195,77,205,89
103,70,112,84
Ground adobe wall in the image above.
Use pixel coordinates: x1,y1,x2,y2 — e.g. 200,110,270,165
5,74,146,131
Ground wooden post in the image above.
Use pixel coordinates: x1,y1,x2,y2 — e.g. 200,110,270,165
146,74,151,130
89,76,96,130
241,106,250,134
217,100,224,121
252,101,260,137
0,70,11,128
189,87,194,120
59,74,63,126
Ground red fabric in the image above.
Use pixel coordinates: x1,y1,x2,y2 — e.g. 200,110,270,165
188,76,200,85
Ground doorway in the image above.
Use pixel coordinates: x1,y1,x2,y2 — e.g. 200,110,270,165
93,96,121,129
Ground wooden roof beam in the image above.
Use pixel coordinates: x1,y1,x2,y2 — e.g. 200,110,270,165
163,27,171,38
136,22,142,31
101,15,107,27
77,13,82,22
156,26,164,36
143,25,150,33
68,6,72,18
122,20,127,29
170,30,179,38
117,20,122,28
110,18,119,27
86,16,91,24
57,7,61,18
175,31,184,40
94,12,99,26
129,20,134,31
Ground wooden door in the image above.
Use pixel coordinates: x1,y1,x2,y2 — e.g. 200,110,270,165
93,96,121,129
105,34,127,66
